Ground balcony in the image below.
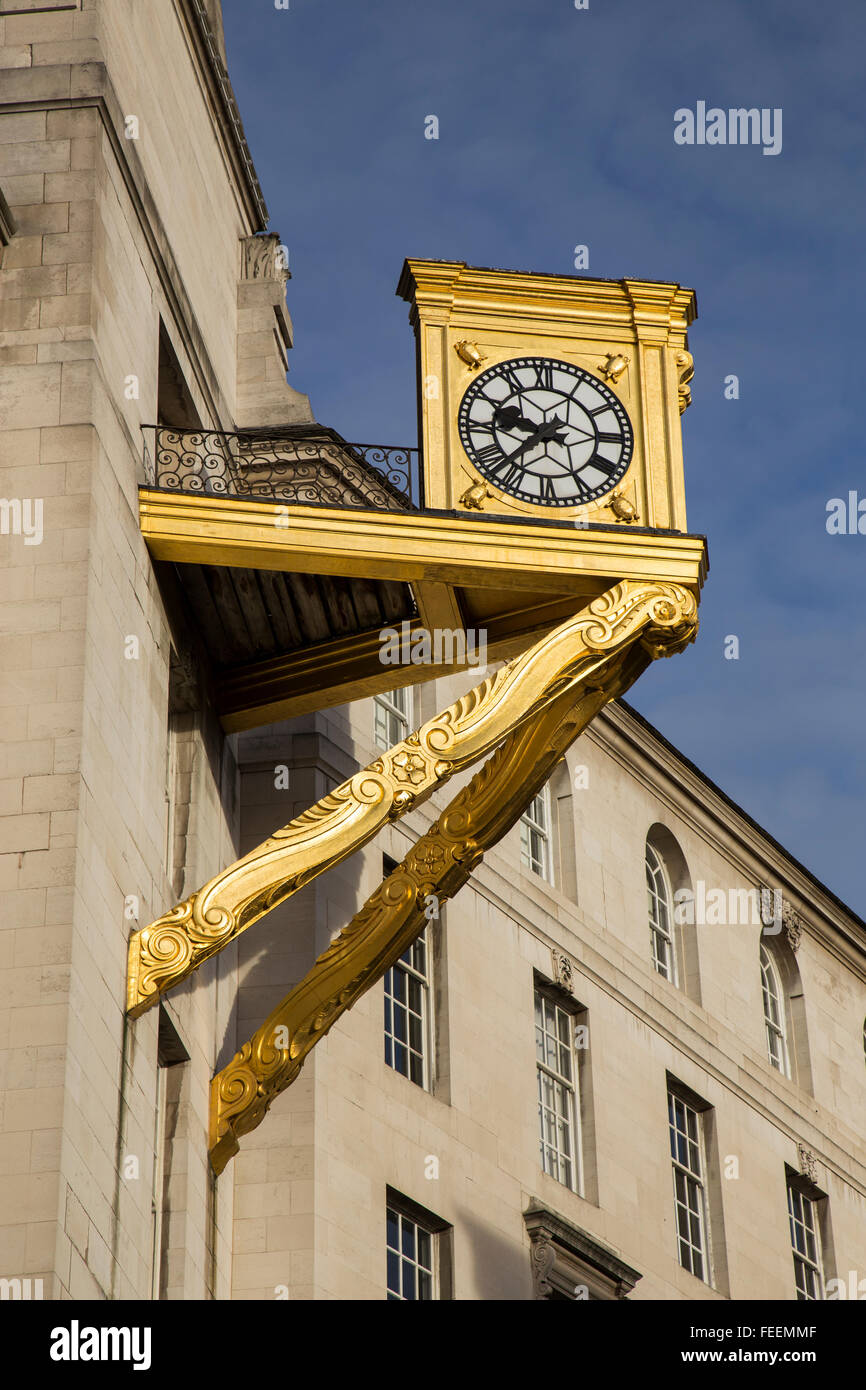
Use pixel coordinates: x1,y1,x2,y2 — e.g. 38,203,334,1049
143,423,421,511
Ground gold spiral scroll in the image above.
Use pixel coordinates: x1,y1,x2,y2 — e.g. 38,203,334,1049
208,584,698,1172
128,579,697,1019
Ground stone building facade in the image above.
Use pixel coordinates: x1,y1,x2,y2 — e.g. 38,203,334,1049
1,0,864,1302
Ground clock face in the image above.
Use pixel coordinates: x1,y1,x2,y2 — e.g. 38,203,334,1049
457,355,633,507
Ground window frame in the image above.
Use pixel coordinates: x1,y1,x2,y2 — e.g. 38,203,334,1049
786,1180,824,1301
384,923,431,1090
385,1190,451,1301
667,1088,712,1285
374,685,412,750
521,783,553,883
760,942,791,1078
647,841,678,985
534,984,582,1195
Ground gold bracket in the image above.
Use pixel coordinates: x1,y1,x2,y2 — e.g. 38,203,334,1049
205,582,698,1171
126,580,696,1020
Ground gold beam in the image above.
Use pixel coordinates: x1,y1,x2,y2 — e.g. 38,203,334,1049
139,489,708,595
412,578,464,632
208,591,696,1172
127,581,698,1018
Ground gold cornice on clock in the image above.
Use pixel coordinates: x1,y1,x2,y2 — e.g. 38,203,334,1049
397,258,696,528
139,487,706,729
139,489,707,593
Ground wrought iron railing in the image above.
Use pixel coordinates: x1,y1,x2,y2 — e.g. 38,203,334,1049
142,425,421,510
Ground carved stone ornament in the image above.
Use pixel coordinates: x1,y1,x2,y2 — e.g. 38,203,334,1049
551,948,575,995
241,233,288,282
523,1203,642,1300
783,902,803,953
204,581,699,1172
797,1144,819,1186
758,886,803,952
128,579,699,1025
529,1232,557,1299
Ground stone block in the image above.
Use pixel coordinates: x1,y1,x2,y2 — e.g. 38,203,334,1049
0,138,69,176
0,361,61,428
39,293,90,329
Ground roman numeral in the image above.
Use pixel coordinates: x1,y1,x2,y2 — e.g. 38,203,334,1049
533,362,554,390
585,454,618,476
539,477,557,502
500,366,525,395
475,443,503,468
595,433,622,445
488,454,524,485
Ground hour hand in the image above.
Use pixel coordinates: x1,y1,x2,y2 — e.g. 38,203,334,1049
494,405,536,433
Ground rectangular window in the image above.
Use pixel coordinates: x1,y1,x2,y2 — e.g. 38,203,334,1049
521,785,552,882
374,686,411,750
386,1193,451,1300
387,1205,434,1300
151,1006,189,1300
535,987,580,1192
384,927,430,1088
668,1090,710,1282
150,1063,168,1300
787,1182,824,1300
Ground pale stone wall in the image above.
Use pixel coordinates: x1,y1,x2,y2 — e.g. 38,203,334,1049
0,0,291,1300
229,683,866,1300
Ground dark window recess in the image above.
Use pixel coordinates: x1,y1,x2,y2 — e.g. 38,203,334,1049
157,321,202,429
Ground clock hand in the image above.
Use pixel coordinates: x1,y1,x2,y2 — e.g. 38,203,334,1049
495,406,573,438
494,405,536,433
503,419,569,467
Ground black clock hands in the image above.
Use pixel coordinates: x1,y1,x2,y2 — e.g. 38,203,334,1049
494,405,571,457
503,417,570,466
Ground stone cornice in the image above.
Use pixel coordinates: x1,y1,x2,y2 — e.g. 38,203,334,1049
179,0,269,232
589,700,866,967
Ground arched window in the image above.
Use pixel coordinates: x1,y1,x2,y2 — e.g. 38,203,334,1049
646,842,677,984
760,943,790,1077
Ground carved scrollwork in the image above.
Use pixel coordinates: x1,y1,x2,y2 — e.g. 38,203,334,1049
529,1235,557,1299
676,349,694,414
207,584,699,1171
129,580,697,1020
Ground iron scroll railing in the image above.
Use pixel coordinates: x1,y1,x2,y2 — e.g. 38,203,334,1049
142,425,421,510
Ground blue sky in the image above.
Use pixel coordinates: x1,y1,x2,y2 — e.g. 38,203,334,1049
220,0,865,914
